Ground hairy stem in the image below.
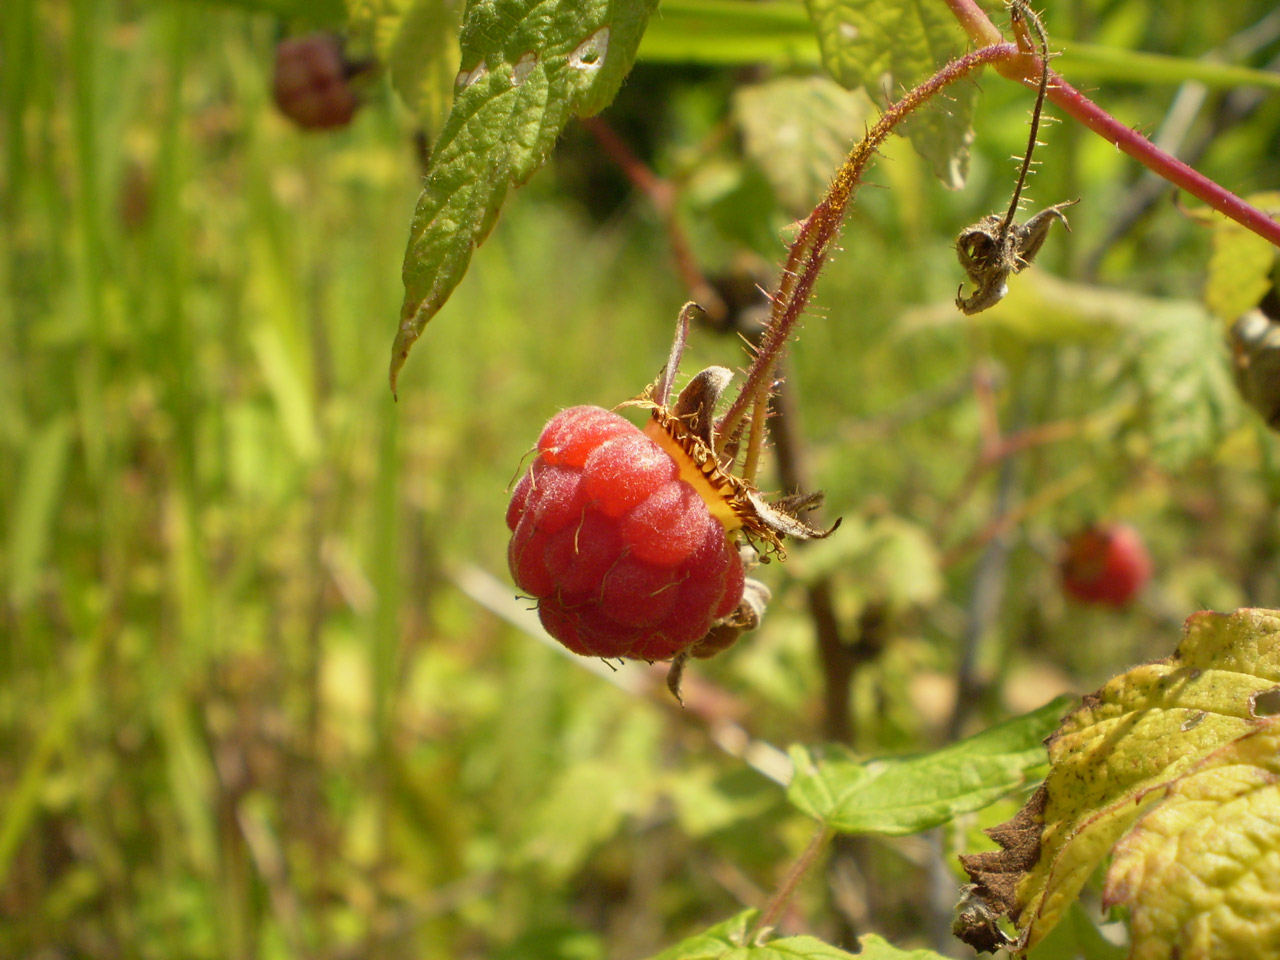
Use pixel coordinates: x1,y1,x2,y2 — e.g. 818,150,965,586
751,824,834,940
942,0,1280,246
717,43,1020,475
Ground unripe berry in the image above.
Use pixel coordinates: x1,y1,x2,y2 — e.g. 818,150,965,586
507,406,745,661
272,34,360,131
1060,523,1152,608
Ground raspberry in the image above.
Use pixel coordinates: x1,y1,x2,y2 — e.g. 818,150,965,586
272,34,360,131
1060,523,1152,608
507,406,745,661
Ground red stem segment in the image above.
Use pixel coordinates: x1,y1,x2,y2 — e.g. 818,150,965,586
942,0,1280,246
1044,74,1280,245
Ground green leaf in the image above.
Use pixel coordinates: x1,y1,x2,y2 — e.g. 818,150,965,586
787,696,1072,835
646,910,757,960
392,0,658,393
646,917,946,960
1025,901,1128,960
1131,292,1239,470
906,273,1239,469
517,759,655,880
732,76,873,217
852,935,952,960
737,939,861,959
386,0,459,126
803,0,976,187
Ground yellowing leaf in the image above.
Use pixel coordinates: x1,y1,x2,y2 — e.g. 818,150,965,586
957,608,1280,953
1103,718,1280,960
1204,192,1280,325
733,76,872,218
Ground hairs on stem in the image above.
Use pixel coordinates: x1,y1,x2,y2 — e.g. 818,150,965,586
716,43,1020,480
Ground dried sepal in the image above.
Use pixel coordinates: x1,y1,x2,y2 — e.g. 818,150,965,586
955,200,1078,315
631,309,841,561
667,568,772,702
691,577,772,659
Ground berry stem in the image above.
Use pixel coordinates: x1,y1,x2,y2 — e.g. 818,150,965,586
716,43,1020,477
941,0,1280,247
749,823,834,941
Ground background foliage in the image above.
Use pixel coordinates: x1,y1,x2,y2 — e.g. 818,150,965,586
4,0,1280,957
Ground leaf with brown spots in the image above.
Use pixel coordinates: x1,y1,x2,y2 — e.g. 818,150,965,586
955,609,1280,954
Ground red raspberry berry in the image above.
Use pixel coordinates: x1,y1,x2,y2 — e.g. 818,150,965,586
272,34,360,131
1060,523,1152,608
507,406,745,661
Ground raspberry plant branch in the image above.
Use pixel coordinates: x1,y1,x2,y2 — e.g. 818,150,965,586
942,0,1280,248
714,43,1020,480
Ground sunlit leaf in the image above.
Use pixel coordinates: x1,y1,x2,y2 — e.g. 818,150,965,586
903,273,1238,469
1131,292,1239,470
392,0,658,393
732,76,872,218
645,911,939,959
803,0,976,187
1103,718,1280,960
788,697,1072,835
646,910,756,960
1203,193,1280,324
958,609,1280,953
346,0,461,130
853,935,952,960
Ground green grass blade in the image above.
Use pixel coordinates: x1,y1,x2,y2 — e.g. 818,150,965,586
7,417,73,607
1059,42,1280,90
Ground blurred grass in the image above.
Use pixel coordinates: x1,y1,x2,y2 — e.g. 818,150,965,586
5,1,1280,958
0,3,689,956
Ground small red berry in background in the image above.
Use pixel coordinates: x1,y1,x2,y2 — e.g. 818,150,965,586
507,406,746,663
1059,523,1152,608
272,33,360,131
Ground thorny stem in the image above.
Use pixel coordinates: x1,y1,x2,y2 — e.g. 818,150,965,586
1000,2,1050,239
942,0,1280,247
750,824,834,942
716,43,1020,478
